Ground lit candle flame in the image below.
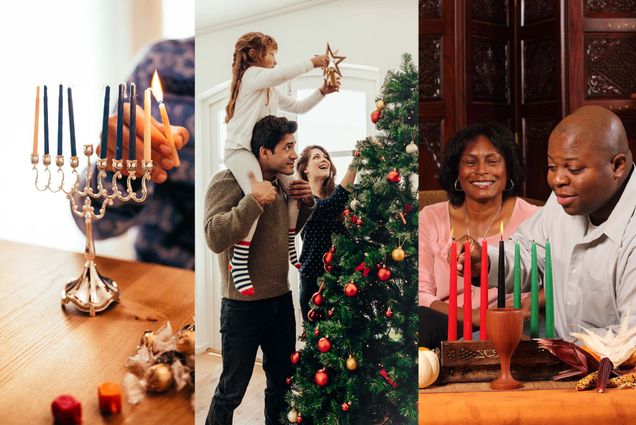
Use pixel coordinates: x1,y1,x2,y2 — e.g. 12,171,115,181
150,70,164,103
500,221,504,240
451,227,454,240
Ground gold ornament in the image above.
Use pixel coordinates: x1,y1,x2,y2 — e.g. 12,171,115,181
391,246,405,262
346,355,358,371
324,43,346,86
287,409,298,423
406,141,419,154
376,99,385,110
146,363,174,392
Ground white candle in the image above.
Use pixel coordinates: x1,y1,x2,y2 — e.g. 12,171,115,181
144,88,152,162
33,86,40,156
151,70,179,166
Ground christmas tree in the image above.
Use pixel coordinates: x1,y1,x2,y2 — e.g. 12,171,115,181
285,54,419,424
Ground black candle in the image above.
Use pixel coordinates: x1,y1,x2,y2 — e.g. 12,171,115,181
115,83,124,161
129,83,136,161
498,236,505,308
100,86,110,159
57,84,63,156
43,85,49,155
67,87,76,157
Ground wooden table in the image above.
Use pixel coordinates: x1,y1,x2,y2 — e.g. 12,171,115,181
0,241,194,425
419,381,633,424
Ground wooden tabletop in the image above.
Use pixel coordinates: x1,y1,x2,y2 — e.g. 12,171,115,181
419,381,633,424
0,240,194,425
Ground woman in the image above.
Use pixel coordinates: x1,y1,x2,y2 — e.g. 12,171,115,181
419,122,540,348
297,145,357,321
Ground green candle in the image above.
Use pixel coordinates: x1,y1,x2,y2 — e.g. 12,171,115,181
545,240,554,338
530,241,539,338
513,240,521,308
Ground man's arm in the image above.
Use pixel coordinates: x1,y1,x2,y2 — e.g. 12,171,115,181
204,174,264,254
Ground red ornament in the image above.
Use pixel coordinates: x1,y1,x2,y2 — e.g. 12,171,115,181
377,266,391,282
371,109,382,124
386,169,401,183
344,282,358,297
312,292,324,306
285,376,293,385
307,309,317,322
354,149,361,158
342,208,350,217
380,368,399,388
314,327,320,336
385,307,393,318
350,214,358,224
315,368,329,387
290,351,300,365
322,251,333,265
324,264,333,273
403,204,413,214
341,402,351,412
297,415,303,423
328,308,334,318
356,218,363,226
317,337,332,353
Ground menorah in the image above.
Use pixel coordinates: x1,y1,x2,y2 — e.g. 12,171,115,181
30,80,170,316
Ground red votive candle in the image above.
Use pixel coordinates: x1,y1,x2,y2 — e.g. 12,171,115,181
51,394,82,425
448,236,458,341
480,239,488,339
97,382,122,415
463,240,472,340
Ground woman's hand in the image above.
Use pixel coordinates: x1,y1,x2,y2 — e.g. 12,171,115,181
319,78,341,96
311,54,329,68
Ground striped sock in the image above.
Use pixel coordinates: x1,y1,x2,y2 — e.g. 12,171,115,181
288,228,301,269
230,241,254,296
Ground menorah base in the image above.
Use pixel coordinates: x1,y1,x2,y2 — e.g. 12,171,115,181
61,260,119,317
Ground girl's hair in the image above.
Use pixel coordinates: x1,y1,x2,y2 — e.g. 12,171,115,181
297,145,337,198
225,32,278,123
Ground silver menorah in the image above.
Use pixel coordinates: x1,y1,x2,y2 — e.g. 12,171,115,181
31,148,153,316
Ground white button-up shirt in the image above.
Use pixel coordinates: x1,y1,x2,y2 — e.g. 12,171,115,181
488,165,636,341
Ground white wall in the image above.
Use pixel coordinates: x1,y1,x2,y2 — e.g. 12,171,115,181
195,0,417,352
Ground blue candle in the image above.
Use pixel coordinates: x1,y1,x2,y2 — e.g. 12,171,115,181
43,85,49,155
67,87,77,157
115,83,124,160
100,86,110,159
57,84,63,156
129,83,136,161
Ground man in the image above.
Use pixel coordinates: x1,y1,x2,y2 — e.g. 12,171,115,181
460,105,636,340
204,115,315,425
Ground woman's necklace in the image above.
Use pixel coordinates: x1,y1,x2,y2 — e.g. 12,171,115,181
464,201,503,241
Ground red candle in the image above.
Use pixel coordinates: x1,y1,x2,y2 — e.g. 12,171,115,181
480,239,488,339
51,394,82,425
463,240,472,340
448,234,457,341
98,382,122,415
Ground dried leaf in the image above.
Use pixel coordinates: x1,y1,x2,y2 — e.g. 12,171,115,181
538,338,599,379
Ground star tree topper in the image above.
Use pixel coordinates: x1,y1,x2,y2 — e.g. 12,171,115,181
324,43,346,86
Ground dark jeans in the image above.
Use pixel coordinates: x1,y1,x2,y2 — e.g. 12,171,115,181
299,274,319,323
206,292,296,425
419,306,475,348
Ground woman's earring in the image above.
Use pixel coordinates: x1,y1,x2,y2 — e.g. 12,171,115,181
454,178,463,192
505,178,515,192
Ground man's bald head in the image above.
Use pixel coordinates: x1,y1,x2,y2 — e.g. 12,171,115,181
550,105,630,160
547,106,633,223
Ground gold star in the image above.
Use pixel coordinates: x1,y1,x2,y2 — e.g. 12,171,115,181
324,43,346,82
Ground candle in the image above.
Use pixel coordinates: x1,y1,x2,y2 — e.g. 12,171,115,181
100,86,110,159
115,83,125,161
497,221,505,308
448,232,457,341
545,240,554,338
51,394,82,425
144,88,152,162
530,241,539,338
57,84,63,156
463,240,472,340
97,382,121,415
479,239,488,340
32,86,40,156
43,85,49,155
129,83,136,161
513,240,521,308
151,70,180,166
67,87,77,157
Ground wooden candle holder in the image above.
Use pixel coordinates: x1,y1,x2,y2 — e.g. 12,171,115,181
439,339,566,384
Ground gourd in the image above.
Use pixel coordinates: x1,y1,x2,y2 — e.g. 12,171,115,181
419,347,440,388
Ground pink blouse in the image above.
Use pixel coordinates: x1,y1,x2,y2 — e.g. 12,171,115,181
419,198,540,308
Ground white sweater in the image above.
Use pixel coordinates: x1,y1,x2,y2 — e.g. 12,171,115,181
224,59,324,153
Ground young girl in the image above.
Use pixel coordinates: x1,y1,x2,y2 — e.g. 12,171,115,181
224,32,338,296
